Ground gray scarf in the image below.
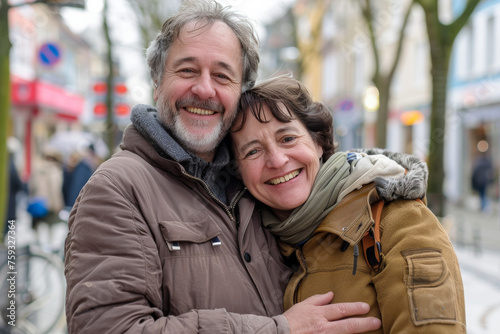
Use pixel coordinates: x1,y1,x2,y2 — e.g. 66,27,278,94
130,104,230,204
262,152,352,245
262,151,406,245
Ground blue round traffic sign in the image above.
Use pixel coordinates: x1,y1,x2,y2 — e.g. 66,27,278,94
39,43,62,66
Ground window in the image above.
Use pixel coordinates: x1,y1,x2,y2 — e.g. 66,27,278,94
485,16,495,71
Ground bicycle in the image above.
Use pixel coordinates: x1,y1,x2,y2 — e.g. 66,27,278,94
0,242,66,334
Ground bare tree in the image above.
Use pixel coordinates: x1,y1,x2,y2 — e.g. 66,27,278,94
103,0,115,158
126,0,178,50
292,0,332,96
0,0,11,237
415,0,480,216
358,0,414,148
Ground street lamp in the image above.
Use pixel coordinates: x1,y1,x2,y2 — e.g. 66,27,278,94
363,86,379,112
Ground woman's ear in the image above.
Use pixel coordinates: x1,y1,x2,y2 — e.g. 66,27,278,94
316,143,324,161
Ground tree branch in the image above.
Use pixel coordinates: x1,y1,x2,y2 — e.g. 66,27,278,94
446,0,481,41
359,0,380,81
388,0,415,82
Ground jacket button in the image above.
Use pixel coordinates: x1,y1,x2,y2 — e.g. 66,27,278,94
244,252,251,262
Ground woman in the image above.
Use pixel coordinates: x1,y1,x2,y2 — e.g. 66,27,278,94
230,76,466,333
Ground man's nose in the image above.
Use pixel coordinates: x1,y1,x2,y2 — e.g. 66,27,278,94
192,72,216,99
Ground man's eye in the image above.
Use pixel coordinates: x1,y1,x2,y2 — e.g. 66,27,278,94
215,73,231,82
283,136,296,143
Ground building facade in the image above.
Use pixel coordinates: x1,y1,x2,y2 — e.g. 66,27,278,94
8,3,110,178
263,0,497,205
447,0,500,203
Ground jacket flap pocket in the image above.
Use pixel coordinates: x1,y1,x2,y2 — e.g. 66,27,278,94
158,218,221,243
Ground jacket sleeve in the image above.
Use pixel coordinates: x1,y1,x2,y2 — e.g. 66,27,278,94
372,199,466,334
64,171,290,334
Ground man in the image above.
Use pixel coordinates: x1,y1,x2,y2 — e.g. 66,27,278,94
64,1,381,333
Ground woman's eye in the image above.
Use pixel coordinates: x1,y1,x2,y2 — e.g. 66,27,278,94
283,136,296,143
245,149,259,158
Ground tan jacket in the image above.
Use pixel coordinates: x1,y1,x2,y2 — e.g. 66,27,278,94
281,185,466,333
64,126,292,333
30,158,64,213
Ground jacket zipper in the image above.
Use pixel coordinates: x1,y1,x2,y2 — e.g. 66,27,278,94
229,187,247,230
180,170,246,223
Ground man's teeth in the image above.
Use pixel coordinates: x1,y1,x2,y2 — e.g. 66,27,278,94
267,170,300,185
186,107,215,115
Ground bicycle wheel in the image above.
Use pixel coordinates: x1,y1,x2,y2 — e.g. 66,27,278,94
0,245,66,334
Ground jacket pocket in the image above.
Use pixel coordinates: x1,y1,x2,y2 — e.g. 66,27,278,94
402,248,458,326
158,218,222,253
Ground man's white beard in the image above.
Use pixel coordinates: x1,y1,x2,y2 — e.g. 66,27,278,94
156,94,231,157
171,116,223,156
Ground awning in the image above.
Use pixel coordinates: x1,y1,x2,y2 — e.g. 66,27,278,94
11,76,84,120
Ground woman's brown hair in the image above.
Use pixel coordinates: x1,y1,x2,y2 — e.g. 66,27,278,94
232,75,337,160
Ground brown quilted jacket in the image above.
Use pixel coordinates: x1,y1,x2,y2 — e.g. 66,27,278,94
64,125,292,333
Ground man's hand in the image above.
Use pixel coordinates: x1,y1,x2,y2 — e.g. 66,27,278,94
283,292,381,334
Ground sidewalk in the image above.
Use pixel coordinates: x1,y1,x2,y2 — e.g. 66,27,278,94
446,198,500,334
445,198,500,252
455,245,500,334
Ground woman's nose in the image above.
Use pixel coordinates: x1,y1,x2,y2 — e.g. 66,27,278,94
265,147,289,169
192,72,216,99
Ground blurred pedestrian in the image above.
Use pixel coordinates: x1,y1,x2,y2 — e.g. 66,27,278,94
28,146,65,240
5,138,26,238
62,146,95,208
471,153,495,212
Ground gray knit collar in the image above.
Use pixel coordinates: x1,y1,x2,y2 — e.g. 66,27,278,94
130,104,231,203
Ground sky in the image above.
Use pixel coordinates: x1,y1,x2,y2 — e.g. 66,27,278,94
62,0,295,35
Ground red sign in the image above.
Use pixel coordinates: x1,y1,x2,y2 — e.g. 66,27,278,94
93,103,130,117
115,103,130,116
93,102,107,116
11,77,84,119
92,82,128,94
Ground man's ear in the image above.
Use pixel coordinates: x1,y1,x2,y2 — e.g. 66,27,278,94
153,82,159,101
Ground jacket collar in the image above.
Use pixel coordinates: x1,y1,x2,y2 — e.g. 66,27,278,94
315,183,381,245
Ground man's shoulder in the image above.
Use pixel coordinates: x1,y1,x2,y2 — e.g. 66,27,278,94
98,150,152,174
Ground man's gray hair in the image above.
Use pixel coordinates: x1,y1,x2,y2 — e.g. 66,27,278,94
146,0,260,92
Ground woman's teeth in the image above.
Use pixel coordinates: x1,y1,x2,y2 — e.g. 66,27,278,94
267,170,300,185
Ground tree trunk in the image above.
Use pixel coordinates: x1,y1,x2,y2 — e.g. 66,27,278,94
103,0,115,159
0,0,12,239
426,54,450,217
375,77,390,148
415,0,480,217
